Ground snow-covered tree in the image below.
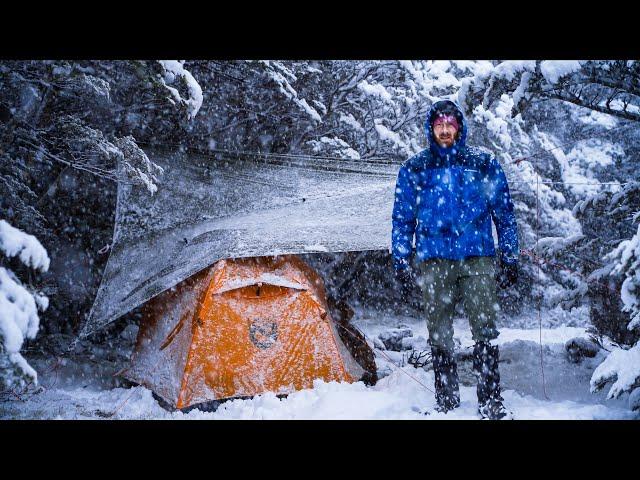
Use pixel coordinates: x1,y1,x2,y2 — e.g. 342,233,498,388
456,60,640,411
0,220,49,389
590,219,640,411
0,60,202,338
457,60,640,124
458,60,640,322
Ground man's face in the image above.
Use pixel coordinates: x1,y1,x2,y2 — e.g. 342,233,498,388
432,117,459,148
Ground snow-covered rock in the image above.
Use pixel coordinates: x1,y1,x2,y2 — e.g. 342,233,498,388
401,334,429,351
564,337,600,363
378,327,413,351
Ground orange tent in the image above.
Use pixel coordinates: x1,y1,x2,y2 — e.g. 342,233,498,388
121,255,372,410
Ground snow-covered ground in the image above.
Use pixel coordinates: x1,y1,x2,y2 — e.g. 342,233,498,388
1,307,637,420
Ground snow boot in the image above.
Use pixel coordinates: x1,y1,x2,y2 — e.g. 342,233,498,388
473,341,511,420
430,346,461,413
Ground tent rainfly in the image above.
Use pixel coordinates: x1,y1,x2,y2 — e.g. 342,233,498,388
120,255,376,410
84,147,399,337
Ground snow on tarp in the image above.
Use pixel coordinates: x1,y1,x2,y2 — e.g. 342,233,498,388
83,147,401,336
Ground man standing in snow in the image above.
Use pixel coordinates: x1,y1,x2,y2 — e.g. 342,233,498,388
391,99,519,419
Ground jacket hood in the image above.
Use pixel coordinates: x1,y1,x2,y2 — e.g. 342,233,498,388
425,99,467,158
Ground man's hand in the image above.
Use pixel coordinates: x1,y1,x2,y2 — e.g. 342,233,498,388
496,260,518,289
394,266,415,302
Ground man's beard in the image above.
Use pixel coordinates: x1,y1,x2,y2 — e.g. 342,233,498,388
436,135,454,146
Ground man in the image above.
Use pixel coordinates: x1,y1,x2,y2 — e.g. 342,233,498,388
391,99,519,419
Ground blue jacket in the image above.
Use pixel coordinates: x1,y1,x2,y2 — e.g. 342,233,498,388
391,101,519,271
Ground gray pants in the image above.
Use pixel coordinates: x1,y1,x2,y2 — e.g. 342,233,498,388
418,256,500,351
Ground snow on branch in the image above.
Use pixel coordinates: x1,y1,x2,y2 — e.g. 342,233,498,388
0,268,41,353
358,80,394,104
471,94,516,150
590,342,640,401
536,234,586,257
457,60,536,115
0,219,50,272
607,223,640,330
592,222,640,410
458,60,640,123
539,60,584,84
158,60,204,120
47,117,164,194
0,221,49,388
258,60,322,123
307,136,360,159
374,121,411,156
114,136,164,195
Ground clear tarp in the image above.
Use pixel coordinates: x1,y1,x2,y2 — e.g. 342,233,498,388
83,147,401,336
